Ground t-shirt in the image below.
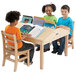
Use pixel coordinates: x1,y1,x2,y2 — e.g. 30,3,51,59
44,15,57,24
5,25,23,49
56,17,73,36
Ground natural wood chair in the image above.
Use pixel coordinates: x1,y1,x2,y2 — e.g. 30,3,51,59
68,21,75,49
1,31,30,72
57,21,75,49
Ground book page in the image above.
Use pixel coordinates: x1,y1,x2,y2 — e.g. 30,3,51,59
29,26,44,38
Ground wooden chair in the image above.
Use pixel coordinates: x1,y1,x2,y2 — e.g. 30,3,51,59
68,21,75,49
1,31,30,72
57,21,75,49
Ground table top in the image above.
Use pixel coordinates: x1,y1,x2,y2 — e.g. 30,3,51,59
23,27,70,45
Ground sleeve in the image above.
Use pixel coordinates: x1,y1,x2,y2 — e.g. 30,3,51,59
16,28,22,40
54,17,57,24
68,19,73,30
56,18,60,26
5,26,9,38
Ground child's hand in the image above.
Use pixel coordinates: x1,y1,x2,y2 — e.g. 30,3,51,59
21,35,27,39
56,26,60,29
59,25,71,30
59,25,64,28
25,33,32,37
44,20,55,24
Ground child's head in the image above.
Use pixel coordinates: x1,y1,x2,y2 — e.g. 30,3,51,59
6,11,21,26
42,4,56,16
61,5,70,17
24,19,29,23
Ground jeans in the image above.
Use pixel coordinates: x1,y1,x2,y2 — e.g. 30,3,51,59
18,41,34,63
36,43,50,50
52,35,72,53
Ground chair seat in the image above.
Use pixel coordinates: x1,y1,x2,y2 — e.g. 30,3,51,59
5,48,30,56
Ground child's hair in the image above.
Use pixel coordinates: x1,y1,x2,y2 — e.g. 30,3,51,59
25,19,29,21
61,5,70,12
42,4,56,13
5,11,21,23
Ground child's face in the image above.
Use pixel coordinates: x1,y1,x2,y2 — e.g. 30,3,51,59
61,9,69,17
24,20,28,23
45,6,53,16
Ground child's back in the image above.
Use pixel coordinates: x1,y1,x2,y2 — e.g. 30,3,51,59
5,25,22,49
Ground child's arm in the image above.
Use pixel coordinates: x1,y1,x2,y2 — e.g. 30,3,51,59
16,28,31,43
56,25,72,30
59,25,72,30
44,20,55,24
44,20,57,27
17,33,31,43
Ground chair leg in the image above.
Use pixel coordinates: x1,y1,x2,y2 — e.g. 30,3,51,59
27,50,30,66
72,40,74,49
2,52,6,66
14,56,18,72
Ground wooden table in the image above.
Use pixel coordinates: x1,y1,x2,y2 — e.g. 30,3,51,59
23,27,70,69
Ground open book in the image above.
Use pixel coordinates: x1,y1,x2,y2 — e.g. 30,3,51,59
16,22,45,38
20,24,35,34
29,25,45,38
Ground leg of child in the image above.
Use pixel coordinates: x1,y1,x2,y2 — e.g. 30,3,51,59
36,44,40,51
57,35,72,55
18,41,34,63
52,40,59,53
44,43,50,52
57,37,65,55
36,43,50,52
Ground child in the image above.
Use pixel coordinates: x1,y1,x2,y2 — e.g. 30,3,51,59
52,5,73,55
36,3,57,52
24,19,29,23
5,11,34,64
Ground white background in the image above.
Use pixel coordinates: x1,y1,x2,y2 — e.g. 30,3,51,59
0,0,76,75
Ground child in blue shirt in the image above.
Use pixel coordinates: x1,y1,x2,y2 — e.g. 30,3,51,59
52,5,73,55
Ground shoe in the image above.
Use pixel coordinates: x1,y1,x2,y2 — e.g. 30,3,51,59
44,48,50,52
19,55,26,62
24,61,33,65
57,52,62,55
36,47,40,51
51,50,58,54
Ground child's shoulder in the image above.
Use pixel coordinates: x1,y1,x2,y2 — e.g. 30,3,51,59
14,26,20,31
58,17,62,20
68,17,73,21
44,15,48,18
5,25,20,31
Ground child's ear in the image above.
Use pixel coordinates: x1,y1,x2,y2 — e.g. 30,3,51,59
68,11,70,13
51,9,53,12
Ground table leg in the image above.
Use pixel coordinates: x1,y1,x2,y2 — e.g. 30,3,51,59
40,43,44,69
65,35,68,56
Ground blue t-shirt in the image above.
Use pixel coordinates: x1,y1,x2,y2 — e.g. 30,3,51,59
56,17,73,36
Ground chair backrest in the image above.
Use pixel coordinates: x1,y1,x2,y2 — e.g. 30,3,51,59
72,21,75,38
1,31,18,53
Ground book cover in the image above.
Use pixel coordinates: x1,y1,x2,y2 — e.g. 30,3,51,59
32,16,44,26
20,24,35,34
21,15,33,23
44,22,56,28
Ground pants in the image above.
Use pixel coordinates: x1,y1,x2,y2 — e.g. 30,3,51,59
36,43,50,50
52,35,71,53
18,41,34,62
